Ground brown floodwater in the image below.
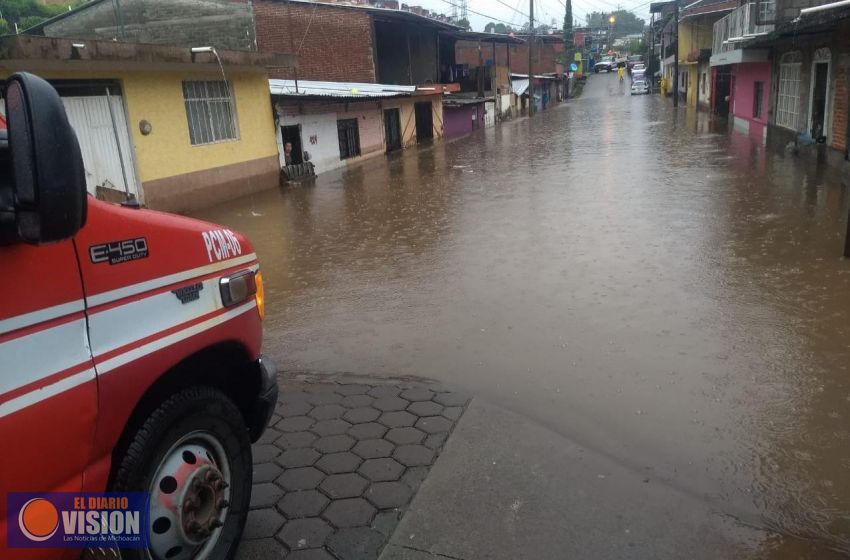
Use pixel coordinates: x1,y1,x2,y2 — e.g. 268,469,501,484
195,73,850,557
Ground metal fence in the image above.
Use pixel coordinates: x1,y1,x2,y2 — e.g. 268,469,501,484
712,1,775,55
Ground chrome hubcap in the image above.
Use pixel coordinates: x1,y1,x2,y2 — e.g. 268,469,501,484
148,433,231,560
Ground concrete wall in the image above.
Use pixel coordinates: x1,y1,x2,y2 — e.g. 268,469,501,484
418,97,445,140
41,0,256,51
338,103,384,158
254,1,376,82
731,61,771,137
677,18,714,61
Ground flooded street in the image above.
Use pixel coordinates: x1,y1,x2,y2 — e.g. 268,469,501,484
196,73,850,557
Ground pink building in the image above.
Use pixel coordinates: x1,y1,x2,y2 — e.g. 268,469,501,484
709,1,773,143
729,62,772,142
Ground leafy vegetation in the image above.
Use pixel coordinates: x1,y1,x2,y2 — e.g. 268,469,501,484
585,10,646,36
483,22,516,34
0,0,86,34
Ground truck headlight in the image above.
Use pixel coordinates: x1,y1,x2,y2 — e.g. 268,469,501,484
220,269,263,320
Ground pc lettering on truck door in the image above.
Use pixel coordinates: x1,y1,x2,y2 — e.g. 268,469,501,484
0,240,98,558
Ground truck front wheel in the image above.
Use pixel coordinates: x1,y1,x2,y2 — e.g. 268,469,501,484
111,386,252,560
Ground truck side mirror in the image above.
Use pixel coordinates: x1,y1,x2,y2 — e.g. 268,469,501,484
0,72,87,245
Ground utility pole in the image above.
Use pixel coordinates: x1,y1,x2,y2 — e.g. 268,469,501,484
673,0,679,107
528,0,534,116
477,40,485,98
649,13,654,92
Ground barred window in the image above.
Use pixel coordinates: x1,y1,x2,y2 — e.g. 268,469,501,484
182,80,238,145
776,58,801,130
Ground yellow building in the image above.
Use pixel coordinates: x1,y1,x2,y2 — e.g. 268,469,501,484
677,2,735,108
0,35,295,212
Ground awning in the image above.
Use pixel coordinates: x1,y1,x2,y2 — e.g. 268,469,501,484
510,73,559,80
269,79,416,98
511,79,530,96
442,95,493,106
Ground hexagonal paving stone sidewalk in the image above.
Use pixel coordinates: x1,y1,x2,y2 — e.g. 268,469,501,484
236,375,469,560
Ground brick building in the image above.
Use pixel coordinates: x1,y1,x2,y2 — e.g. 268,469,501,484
507,34,567,76
254,2,475,179
254,1,376,82
454,33,566,77
252,0,459,83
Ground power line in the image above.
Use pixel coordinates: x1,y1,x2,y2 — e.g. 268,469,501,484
510,0,524,25
438,0,519,26
493,0,529,18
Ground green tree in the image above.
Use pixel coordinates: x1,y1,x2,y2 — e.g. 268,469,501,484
18,14,42,29
563,0,573,46
0,17,9,34
457,17,470,30
622,37,647,55
0,0,85,33
587,10,645,36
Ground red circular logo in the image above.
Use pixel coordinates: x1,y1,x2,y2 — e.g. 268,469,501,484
18,498,59,541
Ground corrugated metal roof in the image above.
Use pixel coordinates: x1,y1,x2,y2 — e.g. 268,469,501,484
512,79,530,96
510,73,559,80
269,79,416,98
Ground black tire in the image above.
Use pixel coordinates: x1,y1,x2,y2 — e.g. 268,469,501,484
110,386,252,560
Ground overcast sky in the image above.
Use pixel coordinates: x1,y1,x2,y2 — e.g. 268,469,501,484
411,0,652,32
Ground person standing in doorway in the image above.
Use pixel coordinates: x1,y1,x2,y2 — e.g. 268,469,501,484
284,142,293,165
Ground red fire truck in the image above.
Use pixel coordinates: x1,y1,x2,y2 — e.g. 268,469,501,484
0,73,277,559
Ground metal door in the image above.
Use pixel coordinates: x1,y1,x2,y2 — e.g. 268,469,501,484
415,102,434,142
62,95,139,198
714,67,731,117
484,101,495,127
384,108,402,152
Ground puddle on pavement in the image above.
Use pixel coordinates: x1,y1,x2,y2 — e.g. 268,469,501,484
195,73,850,558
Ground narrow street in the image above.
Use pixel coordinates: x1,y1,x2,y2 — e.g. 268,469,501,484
196,72,850,557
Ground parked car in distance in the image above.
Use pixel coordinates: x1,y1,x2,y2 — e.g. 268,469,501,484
632,69,646,83
594,56,614,73
627,55,644,71
632,63,646,74
631,80,650,95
